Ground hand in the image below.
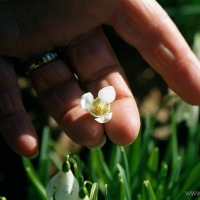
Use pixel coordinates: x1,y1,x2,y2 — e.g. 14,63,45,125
0,0,200,157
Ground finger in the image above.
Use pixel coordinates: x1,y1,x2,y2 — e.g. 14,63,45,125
30,59,105,148
110,0,200,104
0,58,38,157
67,28,140,145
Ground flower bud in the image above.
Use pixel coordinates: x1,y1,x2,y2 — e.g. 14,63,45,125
46,167,79,200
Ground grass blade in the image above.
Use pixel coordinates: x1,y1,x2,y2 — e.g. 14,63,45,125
22,157,46,200
142,180,157,200
89,149,112,191
120,146,130,185
117,164,131,200
38,127,51,185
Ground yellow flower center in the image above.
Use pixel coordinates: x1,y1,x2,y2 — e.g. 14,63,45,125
89,98,110,117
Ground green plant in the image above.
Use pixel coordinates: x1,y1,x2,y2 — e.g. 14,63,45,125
21,97,200,200
86,113,200,200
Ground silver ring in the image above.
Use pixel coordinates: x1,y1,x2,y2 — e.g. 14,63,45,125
25,52,58,75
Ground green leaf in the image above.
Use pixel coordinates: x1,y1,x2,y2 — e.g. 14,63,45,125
155,162,168,199
171,110,178,166
48,151,62,170
105,184,112,200
145,147,159,189
117,164,131,200
108,145,121,175
38,126,51,185
120,147,130,185
181,161,200,193
148,147,159,173
137,115,153,177
89,149,112,191
142,180,157,200
117,173,126,200
166,109,179,175
168,156,182,190
22,157,46,200
166,5,200,17
127,131,141,178
137,194,142,200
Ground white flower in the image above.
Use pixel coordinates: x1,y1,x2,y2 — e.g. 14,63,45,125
80,86,116,123
175,100,199,129
46,169,79,200
78,195,90,200
193,32,200,60
80,196,90,200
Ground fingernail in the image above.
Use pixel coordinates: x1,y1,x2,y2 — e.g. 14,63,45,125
27,150,39,159
87,136,107,150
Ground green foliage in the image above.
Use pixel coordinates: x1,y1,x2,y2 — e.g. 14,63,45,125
159,0,200,45
22,127,50,200
19,97,200,200
85,111,200,200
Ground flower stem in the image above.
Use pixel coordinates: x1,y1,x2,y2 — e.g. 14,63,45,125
22,157,47,200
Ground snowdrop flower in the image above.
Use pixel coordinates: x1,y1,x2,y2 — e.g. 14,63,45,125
80,196,90,200
46,161,79,200
175,100,199,129
80,86,116,123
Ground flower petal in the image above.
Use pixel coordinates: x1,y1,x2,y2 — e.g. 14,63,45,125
95,112,112,123
46,170,79,200
79,195,90,200
98,86,116,103
80,92,94,111
176,100,199,128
